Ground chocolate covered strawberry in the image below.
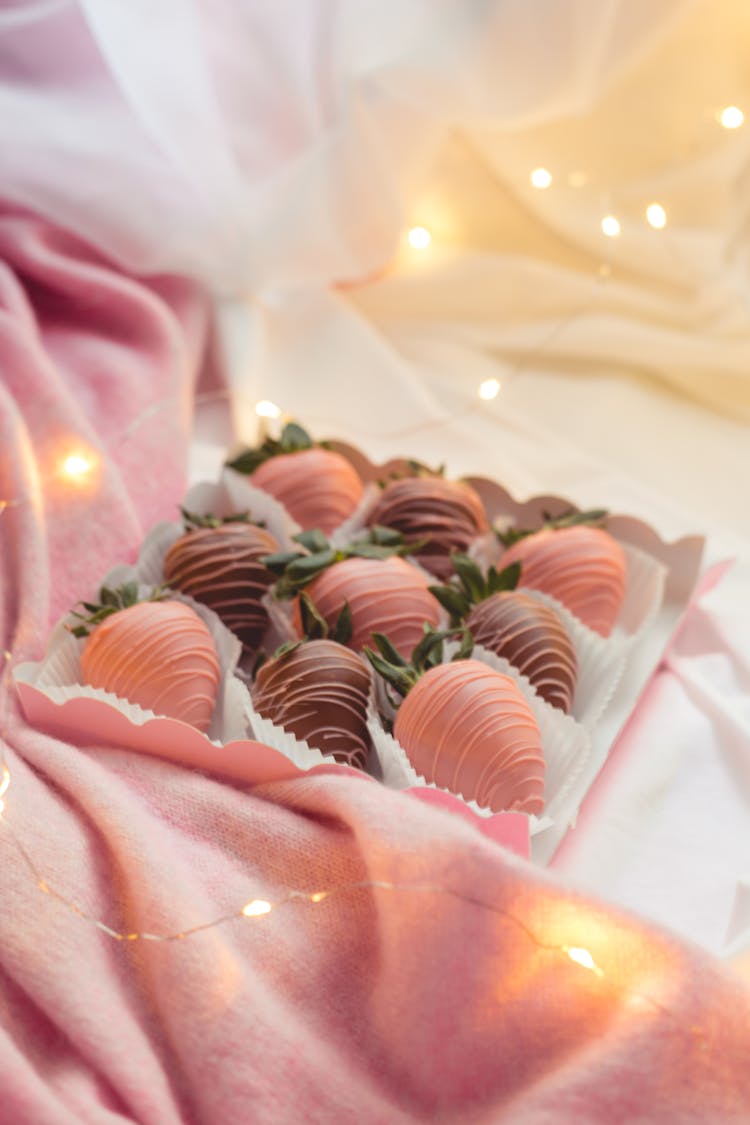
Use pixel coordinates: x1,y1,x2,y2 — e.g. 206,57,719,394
227,421,363,534
264,527,444,658
162,510,278,656
429,555,577,712
366,473,489,579
366,630,545,814
499,511,626,638
252,596,371,769
72,584,220,733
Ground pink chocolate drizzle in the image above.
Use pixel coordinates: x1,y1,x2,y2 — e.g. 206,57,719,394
394,659,545,815
501,526,627,638
251,447,363,534
294,556,443,658
80,601,220,733
466,592,577,712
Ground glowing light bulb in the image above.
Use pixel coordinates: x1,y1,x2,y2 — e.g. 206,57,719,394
601,215,621,238
564,946,603,976
530,167,552,189
242,899,272,917
478,378,501,401
255,400,281,419
646,203,667,230
408,226,432,250
62,454,94,480
719,105,744,129
310,892,328,903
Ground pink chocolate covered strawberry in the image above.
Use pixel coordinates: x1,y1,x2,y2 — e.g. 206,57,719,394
73,584,220,733
265,528,444,658
227,422,363,535
366,473,489,580
429,555,577,713
162,510,279,656
252,596,371,770
366,631,545,814
499,512,626,638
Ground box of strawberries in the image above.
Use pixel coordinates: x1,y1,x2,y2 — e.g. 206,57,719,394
15,422,705,863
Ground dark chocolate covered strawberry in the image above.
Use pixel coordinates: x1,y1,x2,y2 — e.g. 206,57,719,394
163,510,278,656
72,583,220,733
227,422,363,535
252,597,371,769
366,630,545,814
365,473,489,580
429,555,577,713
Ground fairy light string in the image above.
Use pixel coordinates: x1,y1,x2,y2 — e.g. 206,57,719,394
0,632,716,1055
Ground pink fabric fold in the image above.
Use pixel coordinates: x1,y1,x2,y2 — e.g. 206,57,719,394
1,209,749,1124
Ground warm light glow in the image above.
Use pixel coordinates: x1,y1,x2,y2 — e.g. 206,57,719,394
310,892,328,903
408,226,432,250
0,765,10,800
646,203,667,230
719,105,744,129
0,798,4,815
601,215,621,238
478,378,501,401
241,899,272,917
62,454,94,480
565,946,603,976
530,167,552,189
255,400,281,419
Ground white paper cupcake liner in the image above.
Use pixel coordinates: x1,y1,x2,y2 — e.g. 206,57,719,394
34,582,251,745
615,540,667,640
506,588,627,729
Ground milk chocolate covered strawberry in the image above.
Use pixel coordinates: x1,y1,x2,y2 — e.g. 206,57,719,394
430,555,577,712
163,510,278,656
499,512,626,638
366,473,489,579
227,422,363,535
366,630,545,814
73,584,220,733
252,596,371,769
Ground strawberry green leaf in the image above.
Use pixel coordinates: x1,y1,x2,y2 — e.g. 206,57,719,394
450,553,486,603
279,422,313,452
427,584,470,622
371,633,410,668
362,648,415,697
331,601,353,647
261,550,305,575
298,592,330,640
453,627,474,661
488,562,521,594
293,529,330,554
